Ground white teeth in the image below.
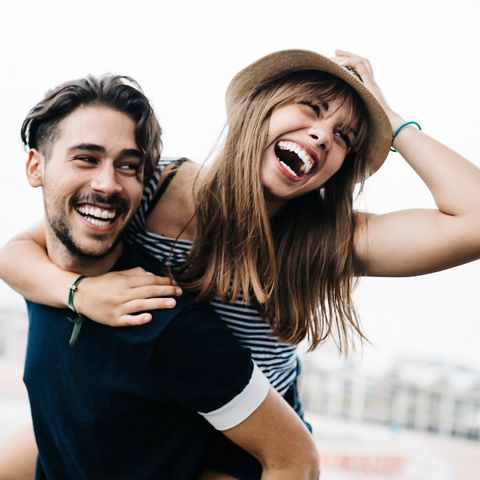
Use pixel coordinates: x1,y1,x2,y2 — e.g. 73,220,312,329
279,161,299,177
77,205,116,220
84,217,110,226
277,141,315,174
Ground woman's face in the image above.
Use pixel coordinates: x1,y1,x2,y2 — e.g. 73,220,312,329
261,95,359,206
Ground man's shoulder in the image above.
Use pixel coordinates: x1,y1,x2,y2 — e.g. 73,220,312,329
115,244,166,275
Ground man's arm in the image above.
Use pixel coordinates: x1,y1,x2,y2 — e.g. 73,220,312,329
221,387,319,479
156,303,319,479
0,426,37,480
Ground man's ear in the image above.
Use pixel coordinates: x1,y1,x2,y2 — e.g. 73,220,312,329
26,149,45,187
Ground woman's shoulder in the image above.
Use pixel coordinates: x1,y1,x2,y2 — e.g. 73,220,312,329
144,157,201,239
155,157,201,191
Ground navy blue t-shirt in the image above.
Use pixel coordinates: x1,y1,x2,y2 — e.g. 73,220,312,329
23,246,258,480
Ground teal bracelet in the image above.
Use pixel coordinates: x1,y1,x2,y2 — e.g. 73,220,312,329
390,121,422,152
67,275,87,346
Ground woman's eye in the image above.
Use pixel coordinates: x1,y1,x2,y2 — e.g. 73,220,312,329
300,101,320,116
334,131,351,148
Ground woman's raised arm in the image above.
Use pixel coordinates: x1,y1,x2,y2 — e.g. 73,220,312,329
0,222,182,326
354,129,480,276
333,50,480,276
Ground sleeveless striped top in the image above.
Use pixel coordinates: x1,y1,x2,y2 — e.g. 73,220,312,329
125,158,299,396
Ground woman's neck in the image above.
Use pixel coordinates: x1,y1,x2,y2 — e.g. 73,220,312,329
264,191,287,217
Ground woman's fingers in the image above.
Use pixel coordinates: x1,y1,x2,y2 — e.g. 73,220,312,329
333,49,374,79
81,270,177,292
125,275,180,290
115,296,181,325
117,312,153,326
123,284,182,303
332,48,397,118
118,267,177,284
74,270,182,325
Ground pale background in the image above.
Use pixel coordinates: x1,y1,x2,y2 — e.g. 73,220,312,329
1,0,479,372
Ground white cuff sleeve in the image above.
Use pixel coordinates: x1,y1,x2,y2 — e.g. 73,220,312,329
198,363,270,431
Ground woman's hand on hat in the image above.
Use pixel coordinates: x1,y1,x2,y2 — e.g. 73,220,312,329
333,49,403,129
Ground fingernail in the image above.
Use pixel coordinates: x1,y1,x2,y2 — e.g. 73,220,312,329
176,288,183,296
166,299,176,308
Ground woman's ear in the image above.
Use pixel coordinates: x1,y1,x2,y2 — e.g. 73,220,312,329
26,149,45,187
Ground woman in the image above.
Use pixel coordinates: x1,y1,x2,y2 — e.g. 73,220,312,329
1,49,480,478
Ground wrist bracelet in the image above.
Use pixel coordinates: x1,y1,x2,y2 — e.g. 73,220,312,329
67,275,87,346
390,121,422,153
68,274,87,313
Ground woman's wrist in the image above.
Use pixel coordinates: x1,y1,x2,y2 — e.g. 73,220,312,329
386,110,405,132
390,120,422,153
62,271,84,310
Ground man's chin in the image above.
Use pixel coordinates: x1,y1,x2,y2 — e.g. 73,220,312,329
59,232,123,261
69,240,121,260
48,215,127,262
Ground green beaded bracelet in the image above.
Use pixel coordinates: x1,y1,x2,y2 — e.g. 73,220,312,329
390,121,422,152
67,275,87,346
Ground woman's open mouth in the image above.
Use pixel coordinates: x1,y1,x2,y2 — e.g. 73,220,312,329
274,140,316,179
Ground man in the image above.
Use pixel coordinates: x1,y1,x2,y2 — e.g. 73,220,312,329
17,74,318,479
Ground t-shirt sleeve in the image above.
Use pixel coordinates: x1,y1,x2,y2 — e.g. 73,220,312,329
154,303,270,431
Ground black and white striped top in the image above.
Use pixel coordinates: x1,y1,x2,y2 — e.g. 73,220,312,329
125,158,298,396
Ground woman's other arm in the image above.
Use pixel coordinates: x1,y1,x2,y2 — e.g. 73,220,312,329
0,222,75,307
0,223,181,325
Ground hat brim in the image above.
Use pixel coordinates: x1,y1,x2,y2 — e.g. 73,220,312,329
225,49,392,177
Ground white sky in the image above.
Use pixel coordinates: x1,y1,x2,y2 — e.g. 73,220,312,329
1,0,479,370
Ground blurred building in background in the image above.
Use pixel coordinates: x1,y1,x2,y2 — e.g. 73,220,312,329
0,308,27,364
301,354,480,441
301,352,480,479
0,307,29,440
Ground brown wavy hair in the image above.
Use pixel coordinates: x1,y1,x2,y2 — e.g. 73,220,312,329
20,74,162,183
177,71,370,353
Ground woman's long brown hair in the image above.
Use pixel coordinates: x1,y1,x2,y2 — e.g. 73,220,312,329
176,71,370,353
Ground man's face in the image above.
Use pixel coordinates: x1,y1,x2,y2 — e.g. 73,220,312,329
29,104,144,260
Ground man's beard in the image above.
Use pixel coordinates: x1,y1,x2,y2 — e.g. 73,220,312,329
48,217,123,260
45,191,130,260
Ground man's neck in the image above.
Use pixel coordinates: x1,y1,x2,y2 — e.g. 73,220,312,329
46,236,124,276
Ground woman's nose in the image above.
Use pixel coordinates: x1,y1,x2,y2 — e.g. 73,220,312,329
308,122,332,151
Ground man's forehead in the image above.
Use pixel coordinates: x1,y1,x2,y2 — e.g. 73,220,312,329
54,104,138,151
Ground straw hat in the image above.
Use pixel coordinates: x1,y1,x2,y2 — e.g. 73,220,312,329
225,49,392,177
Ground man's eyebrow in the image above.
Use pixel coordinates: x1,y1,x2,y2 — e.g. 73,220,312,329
67,144,143,159
120,148,143,160
68,143,106,153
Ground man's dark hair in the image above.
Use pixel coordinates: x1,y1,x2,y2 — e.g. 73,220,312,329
21,74,162,182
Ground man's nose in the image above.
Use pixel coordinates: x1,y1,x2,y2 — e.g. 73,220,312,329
90,164,122,194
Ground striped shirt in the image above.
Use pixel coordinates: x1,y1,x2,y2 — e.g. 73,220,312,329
125,158,298,396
